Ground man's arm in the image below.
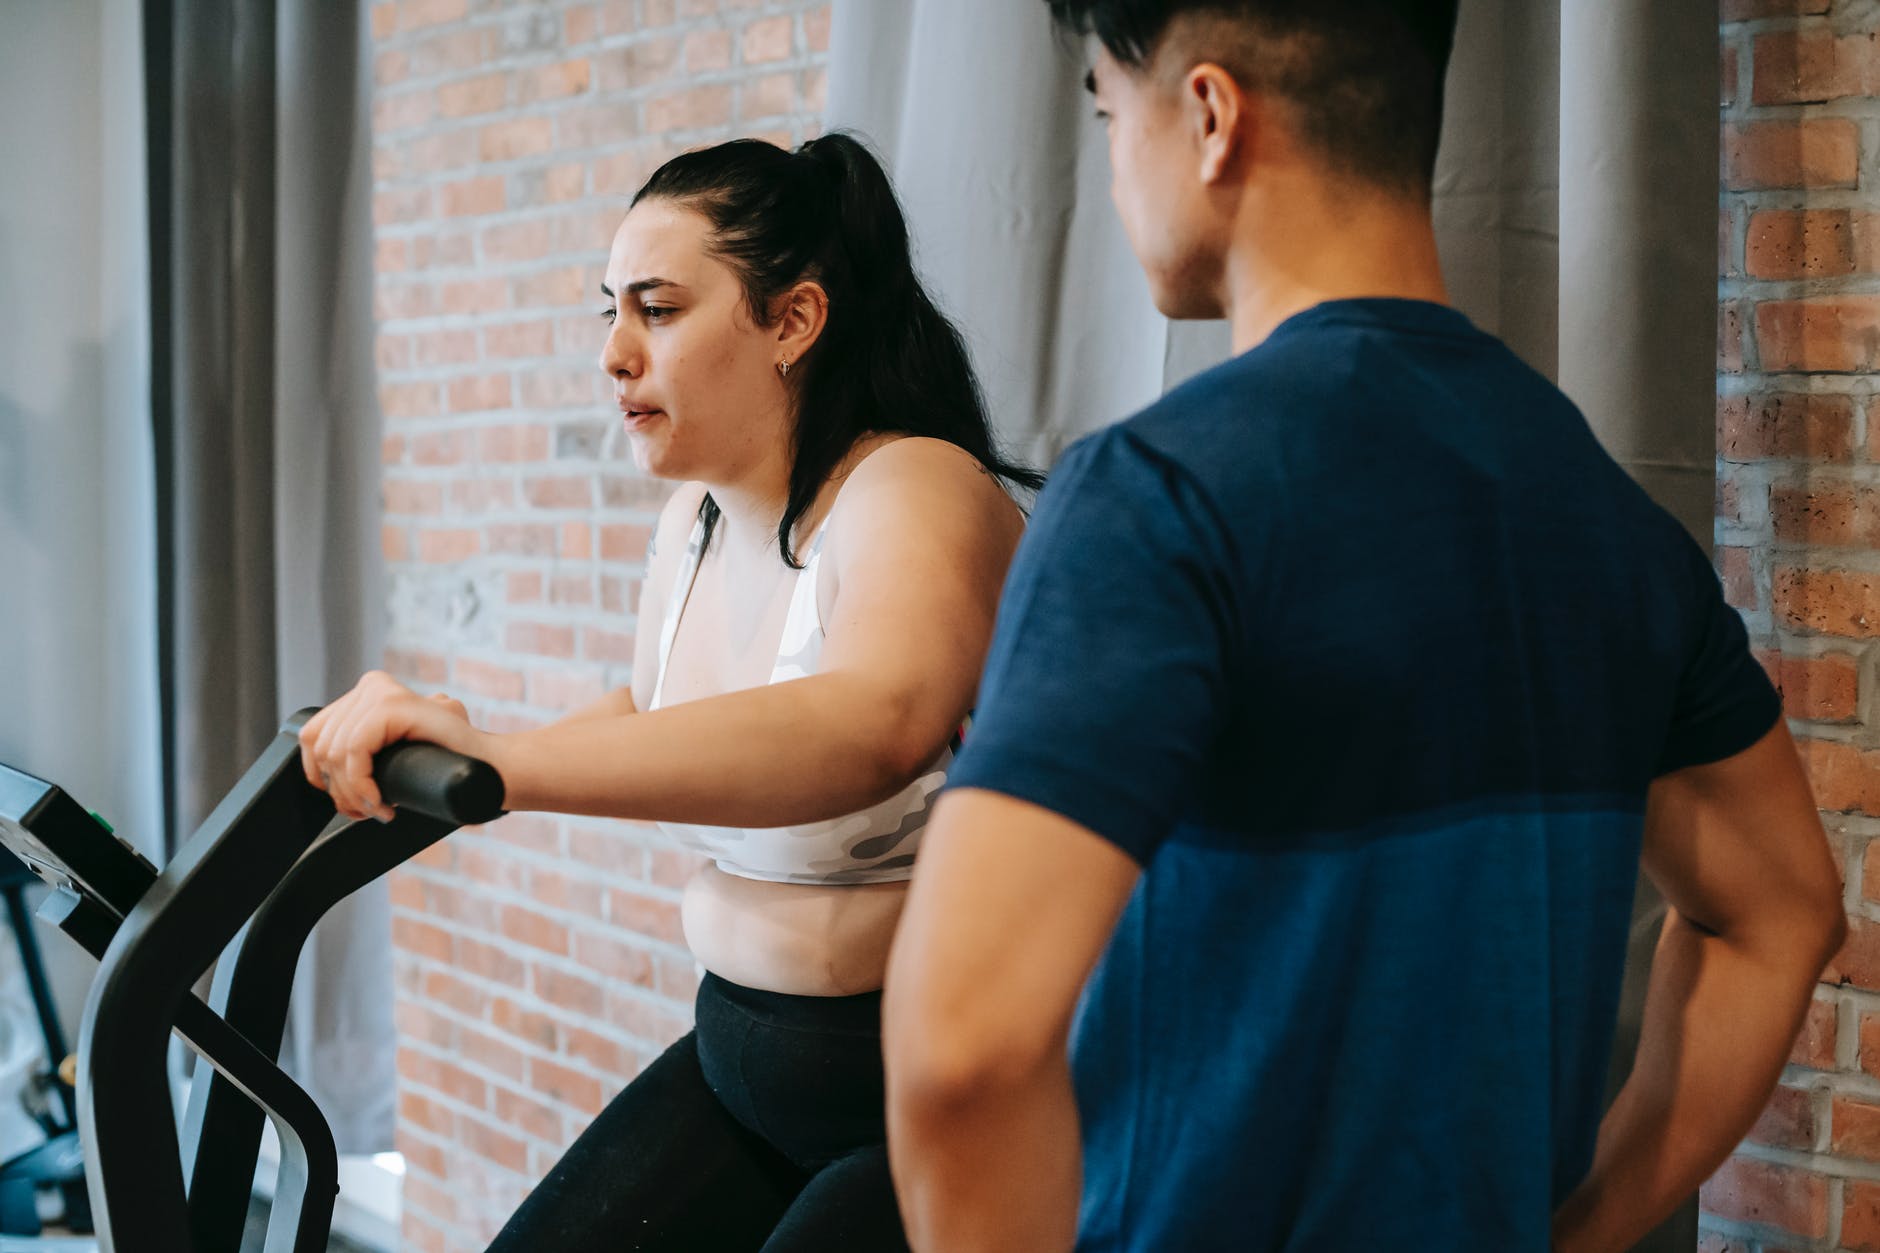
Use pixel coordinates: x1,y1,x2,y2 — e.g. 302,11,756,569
883,788,1140,1253
1552,719,1845,1252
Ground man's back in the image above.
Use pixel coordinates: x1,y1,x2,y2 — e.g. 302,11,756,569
949,299,1781,1250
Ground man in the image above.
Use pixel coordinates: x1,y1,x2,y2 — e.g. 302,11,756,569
882,3,1847,1250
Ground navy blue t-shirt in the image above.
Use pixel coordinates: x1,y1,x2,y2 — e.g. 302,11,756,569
947,299,1780,1251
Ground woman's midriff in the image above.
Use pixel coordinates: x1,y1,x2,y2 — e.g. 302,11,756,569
681,862,909,997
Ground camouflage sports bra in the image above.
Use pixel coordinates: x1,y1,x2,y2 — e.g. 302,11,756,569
647,513,950,885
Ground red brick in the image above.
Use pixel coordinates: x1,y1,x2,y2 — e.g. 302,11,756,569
448,374,514,414
1844,1179,1880,1250
550,574,594,606
742,16,794,63
582,627,636,663
1719,546,1755,609
1772,485,1880,548
606,889,685,946
530,1057,604,1114
563,1025,632,1076
519,369,596,410
438,73,508,119
1721,41,1739,109
573,931,657,989
554,103,640,150
596,38,680,93
518,58,592,104
1697,1155,1828,1238
478,117,554,163
456,937,528,988
1759,298,1880,373
1753,29,1880,105
438,277,509,316
685,29,733,72
480,222,552,268
491,813,562,855
484,320,556,358
490,996,558,1051
1775,653,1859,722
533,965,606,1017
393,916,454,963
1718,393,1854,461
529,863,607,913
373,90,436,135
1797,737,1880,816
500,905,572,956
1724,119,1860,190
565,5,600,46
599,523,654,561
410,430,474,467
644,84,732,133
383,480,445,516
740,72,797,121
561,521,593,560
418,528,480,563
398,0,467,32
1746,209,1856,279
503,568,541,602
379,381,441,421
1722,0,1830,19
806,6,830,53
407,28,484,78
514,266,589,310
459,1027,530,1083
528,668,607,711
385,649,450,686
487,523,558,557
441,175,505,218
1749,1085,1818,1151
370,3,396,40
492,1084,562,1142
478,425,552,463
454,658,526,702
1834,1095,1880,1159
460,1115,529,1171
407,332,473,372
412,228,475,268
398,1091,457,1138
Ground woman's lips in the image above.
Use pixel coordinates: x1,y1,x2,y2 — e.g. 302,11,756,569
621,408,664,430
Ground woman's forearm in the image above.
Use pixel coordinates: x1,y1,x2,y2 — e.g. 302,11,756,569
483,673,938,826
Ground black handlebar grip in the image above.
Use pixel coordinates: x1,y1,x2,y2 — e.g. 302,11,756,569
371,742,506,827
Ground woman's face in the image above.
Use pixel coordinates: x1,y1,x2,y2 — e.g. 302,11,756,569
599,199,793,484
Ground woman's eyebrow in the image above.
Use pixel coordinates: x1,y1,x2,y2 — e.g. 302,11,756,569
600,278,685,299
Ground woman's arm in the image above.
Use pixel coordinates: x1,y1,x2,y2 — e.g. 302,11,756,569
304,442,1023,824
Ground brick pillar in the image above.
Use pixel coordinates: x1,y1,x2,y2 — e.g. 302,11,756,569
1705,1,1880,1248
367,2,829,1248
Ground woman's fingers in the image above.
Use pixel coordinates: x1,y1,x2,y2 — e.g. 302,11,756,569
302,673,457,822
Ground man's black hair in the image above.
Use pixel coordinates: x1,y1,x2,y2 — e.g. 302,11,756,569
1051,0,1461,194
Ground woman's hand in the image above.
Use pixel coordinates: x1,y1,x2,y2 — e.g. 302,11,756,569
298,671,486,822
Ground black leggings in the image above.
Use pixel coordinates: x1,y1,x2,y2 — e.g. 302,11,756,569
485,972,910,1252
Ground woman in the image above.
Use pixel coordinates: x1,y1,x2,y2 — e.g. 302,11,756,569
300,132,1037,1251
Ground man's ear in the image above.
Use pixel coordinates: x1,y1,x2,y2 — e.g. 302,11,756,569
1185,62,1246,185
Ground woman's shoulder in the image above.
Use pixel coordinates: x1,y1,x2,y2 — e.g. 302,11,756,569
824,436,1025,557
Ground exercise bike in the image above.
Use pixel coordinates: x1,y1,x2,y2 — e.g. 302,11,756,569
0,711,503,1253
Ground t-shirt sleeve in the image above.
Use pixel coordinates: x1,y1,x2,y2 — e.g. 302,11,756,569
1654,534,1783,776
946,429,1239,864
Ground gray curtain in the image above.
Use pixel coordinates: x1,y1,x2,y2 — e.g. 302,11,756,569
148,0,393,1152
830,2,1718,1249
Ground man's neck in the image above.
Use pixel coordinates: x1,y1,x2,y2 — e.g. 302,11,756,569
1221,178,1451,354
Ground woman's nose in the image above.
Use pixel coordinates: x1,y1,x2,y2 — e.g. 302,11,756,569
600,323,640,380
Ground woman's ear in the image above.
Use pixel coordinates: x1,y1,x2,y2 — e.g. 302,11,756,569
775,280,831,366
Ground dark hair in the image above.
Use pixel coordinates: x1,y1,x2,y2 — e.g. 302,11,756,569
630,132,1043,567
1047,0,1460,194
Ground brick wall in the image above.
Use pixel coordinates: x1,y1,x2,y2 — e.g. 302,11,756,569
367,2,828,1247
1706,1,1880,1249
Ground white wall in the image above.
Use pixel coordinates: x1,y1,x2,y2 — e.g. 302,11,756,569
0,0,160,1053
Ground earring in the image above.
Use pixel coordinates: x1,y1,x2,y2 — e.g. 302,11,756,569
777,358,792,377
